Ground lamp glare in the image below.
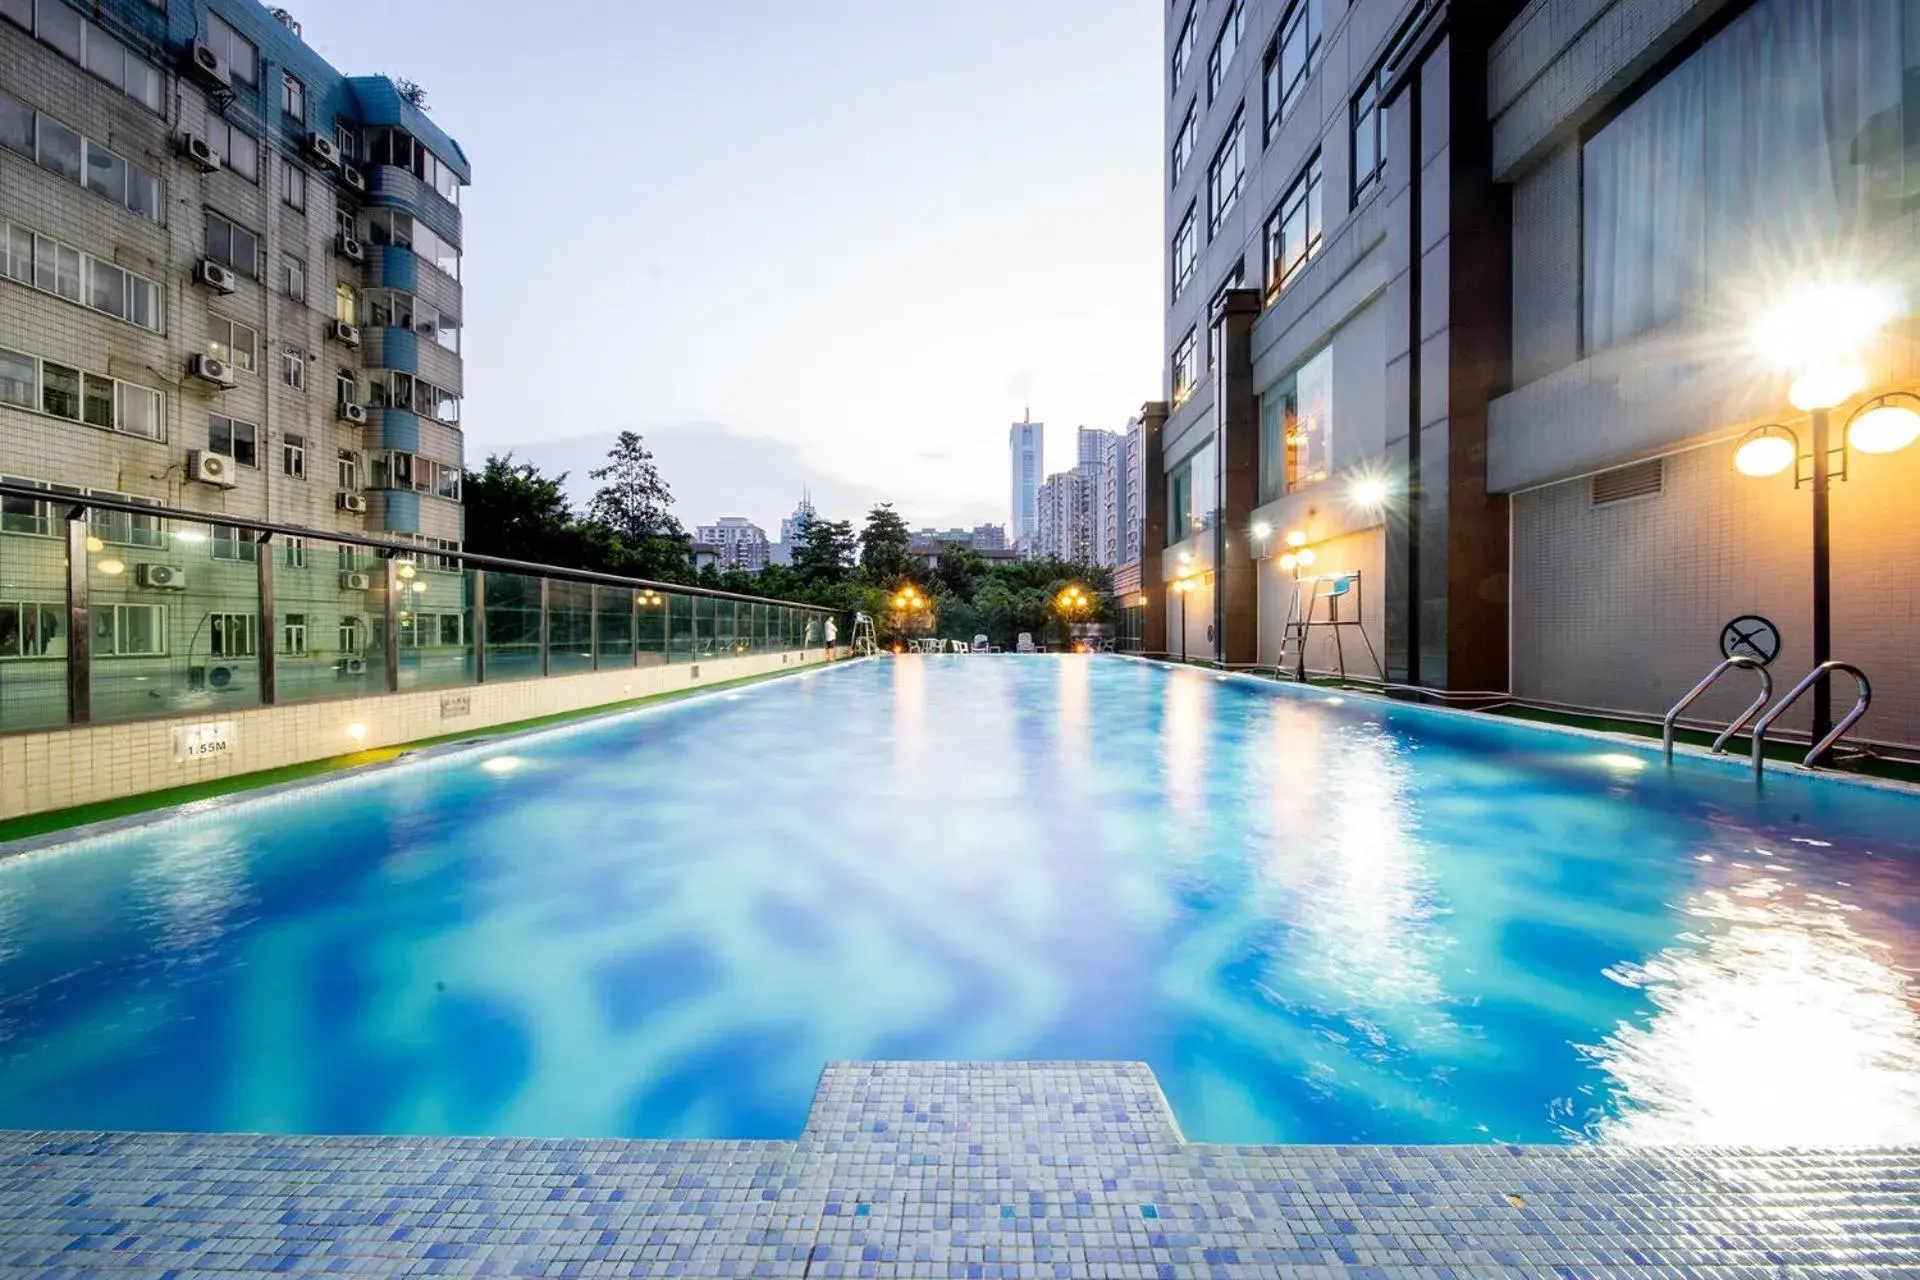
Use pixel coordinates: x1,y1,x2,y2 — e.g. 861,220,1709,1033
1733,431,1796,478
1848,403,1920,455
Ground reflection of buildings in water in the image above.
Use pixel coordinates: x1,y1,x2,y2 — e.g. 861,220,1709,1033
1580,871,1920,1145
134,828,252,959
1258,717,1447,1015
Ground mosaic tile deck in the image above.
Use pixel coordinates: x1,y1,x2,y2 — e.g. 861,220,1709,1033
2,1061,1916,1278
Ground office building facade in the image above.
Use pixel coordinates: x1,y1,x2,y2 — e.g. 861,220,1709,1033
1,0,470,727
1008,415,1042,554
694,517,770,574
1152,0,1920,753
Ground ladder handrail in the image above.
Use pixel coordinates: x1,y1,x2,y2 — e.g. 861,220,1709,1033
1749,660,1872,775
1662,655,1772,763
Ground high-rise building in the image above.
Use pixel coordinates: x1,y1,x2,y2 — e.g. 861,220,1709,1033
1094,426,1135,571
969,523,1007,551
694,517,770,573
0,0,470,723
768,492,815,566
1008,413,1043,554
1150,0,1920,753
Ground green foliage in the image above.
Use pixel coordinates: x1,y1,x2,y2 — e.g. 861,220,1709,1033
857,503,915,587
791,513,857,585
463,449,693,582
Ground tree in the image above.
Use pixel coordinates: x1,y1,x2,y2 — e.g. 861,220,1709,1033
857,503,915,586
932,543,983,599
588,431,685,542
791,513,856,586
461,453,579,566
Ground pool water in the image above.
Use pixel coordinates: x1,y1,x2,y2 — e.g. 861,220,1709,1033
2,656,1918,1145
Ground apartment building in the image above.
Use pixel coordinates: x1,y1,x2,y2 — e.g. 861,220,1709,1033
0,0,469,727
1150,0,1920,753
694,517,770,573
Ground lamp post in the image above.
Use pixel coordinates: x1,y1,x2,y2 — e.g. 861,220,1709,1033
1740,280,1917,745
1171,570,1194,663
1054,584,1090,651
889,583,929,649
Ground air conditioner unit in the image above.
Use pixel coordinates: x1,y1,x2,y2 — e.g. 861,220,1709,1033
178,131,222,172
308,131,342,169
336,233,364,263
414,320,438,337
187,354,237,388
188,449,238,487
341,657,369,675
195,259,238,294
339,571,372,591
182,40,230,89
337,491,367,513
341,164,367,194
337,401,368,425
189,664,237,691
330,320,361,347
136,563,187,590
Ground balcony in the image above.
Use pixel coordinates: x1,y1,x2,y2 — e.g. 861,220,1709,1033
366,164,462,248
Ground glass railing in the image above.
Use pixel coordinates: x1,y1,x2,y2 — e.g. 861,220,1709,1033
0,483,837,733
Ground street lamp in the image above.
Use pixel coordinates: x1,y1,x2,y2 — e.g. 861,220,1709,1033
1171,569,1196,663
889,583,930,646
1739,279,1916,743
1054,584,1091,650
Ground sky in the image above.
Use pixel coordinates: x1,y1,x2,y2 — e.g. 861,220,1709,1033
296,0,1164,535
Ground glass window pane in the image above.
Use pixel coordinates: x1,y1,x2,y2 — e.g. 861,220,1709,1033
37,116,83,182
117,383,160,439
0,92,30,155
0,349,35,408
87,257,125,316
42,362,78,418
85,24,126,84
38,0,81,58
82,373,113,428
126,165,160,220
483,571,543,681
0,0,29,29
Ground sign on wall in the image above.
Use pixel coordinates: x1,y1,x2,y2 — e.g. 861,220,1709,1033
1719,615,1781,666
172,720,235,763
439,694,471,720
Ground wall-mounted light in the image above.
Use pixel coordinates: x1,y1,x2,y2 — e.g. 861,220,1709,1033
1349,475,1390,511
345,722,368,742
1284,529,1307,549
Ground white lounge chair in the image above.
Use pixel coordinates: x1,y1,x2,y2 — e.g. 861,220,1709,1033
1015,632,1036,653
972,635,989,652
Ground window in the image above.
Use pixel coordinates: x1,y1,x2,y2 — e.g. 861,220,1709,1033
207,317,257,373
1262,0,1321,143
0,220,163,331
1207,112,1245,230
364,210,460,280
338,616,365,654
1260,345,1333,499
88,491,164,548
0,348,33,410
334,281,357,325
282,536,308,569
283,431,306,477
1171,102,1197,185
41,361,79,418
117,382,161,439
206,11,257,86
1171,206,1197,298
0,476,54,536
337,448,360,489
1582,0,1914,352
1206,1,1244,103
282,163,306,211
37,115,82,183
282,73,305,122
1171,328,1198,406
1263,154,1323,297
0,92,30,156
281,351,305,391
209,414,258,467
1352,74,1386,202
83,373,113,428
1205,262,1244,368
0,602,61,659
97,603,166,656
334,123,358,162
208,613,258,658
205,211,260,279
210,524,258,564
336,371,358,406
0,3,162,111
281,612,307,655
283,255,304,302
1167,438,1217,541
205,117,258,182
32,356,168,440
338,544,363,572
1170,6,1196,90
366,127,463,203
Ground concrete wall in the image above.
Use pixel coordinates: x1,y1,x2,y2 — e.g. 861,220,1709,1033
0,647,832,820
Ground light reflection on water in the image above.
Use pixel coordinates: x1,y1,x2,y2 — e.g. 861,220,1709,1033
0,656,1917,1145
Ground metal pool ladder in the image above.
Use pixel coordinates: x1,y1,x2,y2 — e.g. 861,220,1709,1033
1662,655,1772,764
1749,660,1872,775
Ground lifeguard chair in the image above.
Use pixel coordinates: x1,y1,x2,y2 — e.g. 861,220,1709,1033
1277,571,1382,684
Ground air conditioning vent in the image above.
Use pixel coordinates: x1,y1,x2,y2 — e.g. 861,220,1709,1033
188,449,238,486
136,563,187,590
340,657,369,675
195,259,238,294
337,401,368,425
339,571,372,591
1590,459,1665,506
308,131,342,168
178,131,222,172
341,164,367,193
182,40,230,89
336,233,364,263
336,491,367,513
330,320,361,347
187,354,237,388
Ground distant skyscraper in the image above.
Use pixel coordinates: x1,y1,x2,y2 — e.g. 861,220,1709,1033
768,492,817,567
694,517,771,572
1009,414,1043,554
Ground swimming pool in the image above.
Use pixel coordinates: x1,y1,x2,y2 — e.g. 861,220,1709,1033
1,656,1917,1145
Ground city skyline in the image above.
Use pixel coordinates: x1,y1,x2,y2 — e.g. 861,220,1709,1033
289,0,1163,534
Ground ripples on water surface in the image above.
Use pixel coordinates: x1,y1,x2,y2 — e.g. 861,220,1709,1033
1,656,1917,1144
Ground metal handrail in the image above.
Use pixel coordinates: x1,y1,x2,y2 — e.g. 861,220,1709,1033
1749,661,1872,775
1661,655,1772,763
